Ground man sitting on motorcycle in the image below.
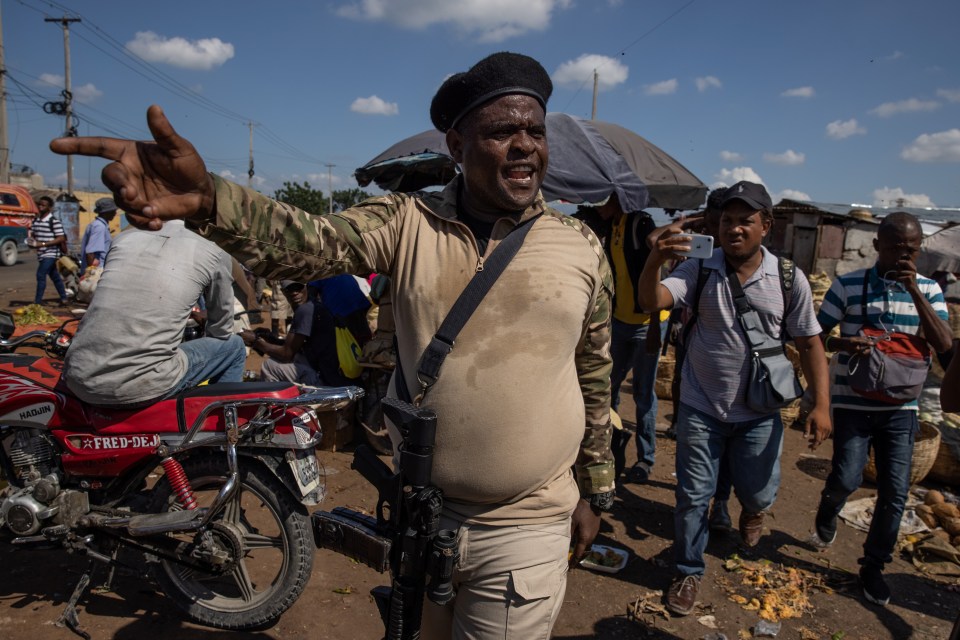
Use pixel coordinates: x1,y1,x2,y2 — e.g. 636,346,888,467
62,220,247,407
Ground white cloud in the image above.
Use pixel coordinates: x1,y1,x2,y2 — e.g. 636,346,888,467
826,118,866,139
719,150,743,163
37,73,102,104
72,83,103,104
336,0,573,43
936,88,960,103
38,73,63,88
350,95,399,116
901,129,960,163
872,187,936,208
644,78,677,96
763,149,806,166
126,31,235,70
776,189,811,202
869,98,940,118
306,173,347,190
714,166,765,187
217,169,265,187
884,50,903,61
694,76,721,92
552,54,628,91
781,86,815,98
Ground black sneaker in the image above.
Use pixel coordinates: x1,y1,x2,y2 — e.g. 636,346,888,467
812,503,837,549
708,500,733,533
627,463,650,484
859,565,890,606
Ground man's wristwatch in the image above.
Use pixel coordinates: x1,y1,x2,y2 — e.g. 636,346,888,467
585,490,615,512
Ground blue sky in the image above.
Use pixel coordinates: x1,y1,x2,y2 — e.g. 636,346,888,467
5,0,959,209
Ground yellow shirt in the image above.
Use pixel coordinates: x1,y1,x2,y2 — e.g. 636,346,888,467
610,214,669,325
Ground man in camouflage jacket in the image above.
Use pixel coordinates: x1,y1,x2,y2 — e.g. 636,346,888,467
53,52,614,640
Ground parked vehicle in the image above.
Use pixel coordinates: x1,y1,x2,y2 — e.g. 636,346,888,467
0,311,363,631
0,184,38,266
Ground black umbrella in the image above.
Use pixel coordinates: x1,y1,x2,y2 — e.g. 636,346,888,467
354,113,707,211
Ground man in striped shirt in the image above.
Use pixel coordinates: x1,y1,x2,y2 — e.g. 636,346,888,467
30,196,70,306
638,181,832,616
813,212,952,607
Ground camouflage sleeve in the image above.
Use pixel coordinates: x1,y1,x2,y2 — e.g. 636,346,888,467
574,230,616,496
186,174,403,281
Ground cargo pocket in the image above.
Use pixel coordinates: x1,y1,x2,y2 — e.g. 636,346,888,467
506,560,567,639
510,560,566,603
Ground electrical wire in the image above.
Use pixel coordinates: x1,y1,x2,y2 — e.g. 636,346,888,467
20,0,327,165
558,0,699,114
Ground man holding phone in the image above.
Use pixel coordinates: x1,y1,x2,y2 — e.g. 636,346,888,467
637,180,831,615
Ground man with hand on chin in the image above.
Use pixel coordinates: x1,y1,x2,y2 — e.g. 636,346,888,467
51,52,614,640
636,181,831,616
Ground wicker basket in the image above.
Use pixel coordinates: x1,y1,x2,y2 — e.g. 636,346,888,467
927,421,960,485
654,352,676,400
862,421,940,486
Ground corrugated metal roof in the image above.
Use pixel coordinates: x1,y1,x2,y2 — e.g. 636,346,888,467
775,199,960,225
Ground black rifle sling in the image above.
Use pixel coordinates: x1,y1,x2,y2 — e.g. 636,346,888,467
394,214,541,405
726,257,794,348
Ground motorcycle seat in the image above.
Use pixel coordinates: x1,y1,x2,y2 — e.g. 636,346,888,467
89,381,302,435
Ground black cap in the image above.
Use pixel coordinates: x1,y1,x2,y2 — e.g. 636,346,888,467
280,280,303,291
721,181,773,211
430,52,552,133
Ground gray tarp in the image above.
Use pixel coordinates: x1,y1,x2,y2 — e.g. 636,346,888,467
354,113,707,212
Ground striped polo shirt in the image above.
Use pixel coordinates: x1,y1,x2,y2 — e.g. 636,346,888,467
31,212,65,260
662,246,821,422
817,265,948,411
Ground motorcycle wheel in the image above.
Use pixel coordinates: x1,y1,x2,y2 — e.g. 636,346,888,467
148,456,313,630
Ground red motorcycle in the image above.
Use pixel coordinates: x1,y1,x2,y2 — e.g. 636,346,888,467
0,310,362,631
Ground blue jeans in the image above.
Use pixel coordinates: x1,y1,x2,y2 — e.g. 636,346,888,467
609,318,665,475
35,257,67,304
162,335,247,398
674,403,784,576
818,407,917,569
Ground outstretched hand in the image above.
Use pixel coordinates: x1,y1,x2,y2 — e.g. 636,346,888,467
49,105,215,230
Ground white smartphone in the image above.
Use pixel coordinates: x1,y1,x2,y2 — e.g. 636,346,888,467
677,233,714,259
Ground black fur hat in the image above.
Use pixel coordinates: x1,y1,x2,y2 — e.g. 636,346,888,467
430,52,552,133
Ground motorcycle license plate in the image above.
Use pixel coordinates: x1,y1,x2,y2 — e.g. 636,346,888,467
289,449,321,497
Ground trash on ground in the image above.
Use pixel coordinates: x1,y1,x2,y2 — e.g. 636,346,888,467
753,619,781,637
839,495,929,536
719,554,833,622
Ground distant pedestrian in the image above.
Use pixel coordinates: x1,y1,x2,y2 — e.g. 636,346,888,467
575,194,667,484
79,197,117,273
30,195,69,306
811,211,952,607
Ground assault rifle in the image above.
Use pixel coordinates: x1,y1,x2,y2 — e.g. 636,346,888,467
312,396,457,640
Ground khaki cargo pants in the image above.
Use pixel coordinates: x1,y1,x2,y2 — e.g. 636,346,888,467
421,515,571,640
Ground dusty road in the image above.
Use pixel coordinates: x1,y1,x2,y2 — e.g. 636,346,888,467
0,268,958,639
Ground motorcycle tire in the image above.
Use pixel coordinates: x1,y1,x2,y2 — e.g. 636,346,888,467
148,455,313,630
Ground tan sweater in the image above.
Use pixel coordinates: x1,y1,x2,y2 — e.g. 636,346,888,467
192,175,615,525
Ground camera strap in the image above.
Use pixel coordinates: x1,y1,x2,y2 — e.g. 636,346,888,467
395,213,541,406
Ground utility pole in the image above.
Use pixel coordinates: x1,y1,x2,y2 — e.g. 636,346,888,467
247,121,254,188
0,3,10,183
45,15,80,194
325,163,335,214
591,69,599,120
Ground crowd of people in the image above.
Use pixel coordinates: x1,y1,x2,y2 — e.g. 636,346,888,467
29,50,957,639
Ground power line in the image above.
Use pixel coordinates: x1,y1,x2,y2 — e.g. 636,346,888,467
20,0,326,164
558,0,699,114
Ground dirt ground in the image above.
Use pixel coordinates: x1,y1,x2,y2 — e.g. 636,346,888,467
1,263,959,640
